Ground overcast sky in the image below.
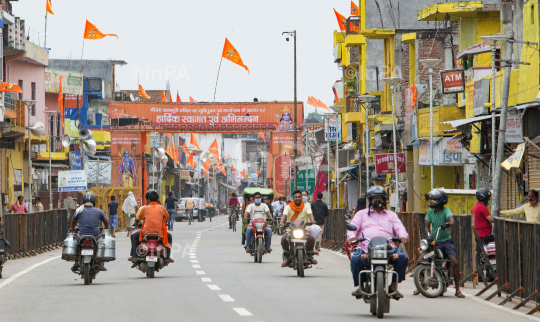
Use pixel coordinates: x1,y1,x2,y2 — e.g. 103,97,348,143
14,0,347,117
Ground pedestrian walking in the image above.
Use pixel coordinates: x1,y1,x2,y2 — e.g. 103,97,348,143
311,192,330,251
9,196,27,214
165,192,178,231
108,196,119,237
34,197,44,212
122,192,139,237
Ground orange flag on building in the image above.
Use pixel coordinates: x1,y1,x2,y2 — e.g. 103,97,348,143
190,133,202,150
139,84,150,98
186,153,196,168
182,142,191,156
333,8,347,31
58,76,64,126
46,0,54,15
231,165,236,173
177,90,181,102
83,20,118,40
169,92,173,103
209,139,220,160
166,143,178,163
0,82,22,93
317,99,329,110
227,153,230,158
189,96,197,102
221,38,249,73
219,163,226,176
167,133,172,142
255,170,260,178
203,158,211,178
241,169,247,179
161,90,166,102
258,132,266,143
351,1,359,16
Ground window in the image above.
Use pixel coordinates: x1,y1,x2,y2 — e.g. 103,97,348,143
18,80,23,100
31,82,36,116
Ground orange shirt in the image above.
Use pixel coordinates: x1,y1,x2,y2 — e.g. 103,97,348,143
137,202,169,239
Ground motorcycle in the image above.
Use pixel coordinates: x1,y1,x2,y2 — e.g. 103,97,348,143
413,224,454,298
247,218,270,263
0,228,11,279
480,238,496,282
133,233,169,278
346,223,402,318
62,229,115,285
283,220,314,277
273,209,283,235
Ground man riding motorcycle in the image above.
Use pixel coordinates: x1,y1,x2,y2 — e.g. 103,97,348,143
70,192,110,272
244,192,274,253
347,186,409,298
280,190,318,267
128,190,174,268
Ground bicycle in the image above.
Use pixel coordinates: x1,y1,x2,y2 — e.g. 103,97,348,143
231,208,238,232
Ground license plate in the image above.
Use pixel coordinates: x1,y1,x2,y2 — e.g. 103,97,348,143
490,259,496,265
81,249,93,255
146,256,158,262
424,251,434,259
291,239,306,243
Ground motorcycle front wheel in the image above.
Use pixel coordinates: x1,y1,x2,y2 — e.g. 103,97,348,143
413,264,445,298
376,271,385,318
257,239,263,263
147,266,155,278
83,263,90,285
297,250,305,277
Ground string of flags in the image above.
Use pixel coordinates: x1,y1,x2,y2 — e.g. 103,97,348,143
307,96,328,110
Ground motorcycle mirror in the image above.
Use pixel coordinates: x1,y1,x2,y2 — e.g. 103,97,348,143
346,223,357,231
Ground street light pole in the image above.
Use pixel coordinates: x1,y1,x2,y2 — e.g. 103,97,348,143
44,110,56,210
382,78,401,212
359,95,376,195
23,100,37,213
283,30,298,191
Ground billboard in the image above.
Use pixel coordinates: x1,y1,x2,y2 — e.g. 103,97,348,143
111,133,142,188
58,170,87,192
307,124,324,149
325,114,342,141
419,138,468,166
273,154,292,198
69,151,82,170
270,132,303,156
45,69,83,95
109,102,304,132
375,153,406,174
85,161,113,185
289,170,316,198
440,69,465,94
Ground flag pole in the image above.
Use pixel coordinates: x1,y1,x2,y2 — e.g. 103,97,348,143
213,57,223,102
44,12,48,48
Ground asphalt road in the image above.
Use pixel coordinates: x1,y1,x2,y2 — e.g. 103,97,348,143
1,215,539,322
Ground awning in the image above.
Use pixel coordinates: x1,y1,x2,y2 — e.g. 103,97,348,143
412,137,443,144
339,165,359,173
449,134,466,142
508,101,540,111
440,114,498,128
220,182,237,190
457,42,499,60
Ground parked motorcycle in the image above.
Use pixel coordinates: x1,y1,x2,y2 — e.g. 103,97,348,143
0,228,11,279
413,224,454,298
346,223,402,318
133,233,169,278
247,218,270,263
480,239,496,282
62,229,115,285
283,220,314,277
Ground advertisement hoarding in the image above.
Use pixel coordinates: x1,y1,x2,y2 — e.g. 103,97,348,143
111,133,142,188
85,161,113,185
325,114,342,141
440,69,465,94
58,170,88,192
375,153,406,174
270,132,303,156
273,155,292,198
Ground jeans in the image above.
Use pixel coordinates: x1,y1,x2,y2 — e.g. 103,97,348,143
130,231,173,258
167,209,175,230
350,248,408,287
281,232,315,258
245,227,272,249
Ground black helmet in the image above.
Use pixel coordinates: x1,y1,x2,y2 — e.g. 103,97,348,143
82,192,97,206
476,188,491,203
145,189,159,202
367,186,387,203
428,189,448,209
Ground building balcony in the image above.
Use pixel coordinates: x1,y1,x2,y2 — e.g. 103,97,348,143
2,98,25,138
343,111,366,124
417,105,465,137
6,39,48,66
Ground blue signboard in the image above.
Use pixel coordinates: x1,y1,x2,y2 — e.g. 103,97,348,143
69,151,82,170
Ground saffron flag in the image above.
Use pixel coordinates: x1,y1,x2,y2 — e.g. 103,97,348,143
221,38,249,73
213,163,220,171
190,133,202,150
255,170,260,178
169,92,173,103
0,82,23,93
189,96,197,102
46,0,54,15
83,20,118,40
167,133,172,142
318,99,328,110
258,132,266,143
161,90,166,102
139,84,150,98
166,143,178,163
227,153,230,158
203,158,211,178
241,169,247,179
333,8,347,31
219,163,226,176
182,142,192,156
351,1,359,16
177,90,181,102
58,76,64,127
187,153,196,168
410,84,417,109
209,139,220,160
231,165,236,173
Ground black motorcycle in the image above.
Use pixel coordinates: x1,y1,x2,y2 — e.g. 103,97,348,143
346,224,402,318
413,224,454,298
283,220,314,277
0,228,11,279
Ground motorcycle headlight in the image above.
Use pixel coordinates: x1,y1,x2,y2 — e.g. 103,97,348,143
420,239,428,251
292,229,304,239
255,222,264,230
372,249,387,259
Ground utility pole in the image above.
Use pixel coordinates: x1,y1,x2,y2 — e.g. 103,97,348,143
293,30,298,191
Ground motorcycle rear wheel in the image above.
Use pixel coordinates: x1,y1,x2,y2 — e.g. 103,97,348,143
83,263,90,285
257,239,263,263
413,264,444,298
376,271,385,318
297,250,305,277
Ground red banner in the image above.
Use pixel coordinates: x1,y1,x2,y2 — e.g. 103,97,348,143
273,154,292,198
375,153,406,174
270,132,303,156
111,132,142,188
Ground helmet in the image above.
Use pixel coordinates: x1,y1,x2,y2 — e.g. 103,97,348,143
476,188,491,203
145,189,159,202
428,189,448,209
82,192,97,206
366,186,387,203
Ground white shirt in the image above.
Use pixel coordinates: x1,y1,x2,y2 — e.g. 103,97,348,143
273,201,286,212
245,203,270,220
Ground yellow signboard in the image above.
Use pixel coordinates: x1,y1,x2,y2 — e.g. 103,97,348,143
501,143,526,171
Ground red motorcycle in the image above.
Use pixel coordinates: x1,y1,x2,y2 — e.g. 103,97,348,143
249,218,268,263
135,233,168,278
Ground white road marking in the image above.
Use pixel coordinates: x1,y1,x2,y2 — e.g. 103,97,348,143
190,256,196,259
201,277,211,282
207,284,221,291
191,260,199,263
193,265,201,268
0,256,60,290
219,294,235,302
233,308,253,316
196,271,205,275
189,253,196,255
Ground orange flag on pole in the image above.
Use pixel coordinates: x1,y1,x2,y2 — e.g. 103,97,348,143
189,96,197,102
46,0,54,15
255,170,260,178
258,132,266,143
166,143,178,163
161,90,166,102
139,84,150,98
241,169,247,179
169,92,173,103
58,76,64,127
83,20,118,40
186,154,196,168
209,139,220,160
227,153,230,159
333,8,347,31
231,165,236,173
177,90,181,102
221,38,249,73
0,82,23,93
351,1,359,16
317,99,328,110
219,163,226,176
203,158,210,178
190,133,202,150
167,133,172,142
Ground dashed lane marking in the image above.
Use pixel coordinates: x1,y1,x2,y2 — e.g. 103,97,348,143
193,265,201,268
219,294,235,302
233,308,253,316
191,260,199,263
207,285,221,291
201,277,211,282
196,271,205,275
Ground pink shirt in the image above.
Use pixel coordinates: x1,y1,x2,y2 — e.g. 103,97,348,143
347,207,408,252
9,202,28,214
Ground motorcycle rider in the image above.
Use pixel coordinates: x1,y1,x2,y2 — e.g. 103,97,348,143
413,189,465,298
280,190,318,267
347,186,408,298
244,192,274,253
128,190,174,268
70,192,110,272
472,188,495,282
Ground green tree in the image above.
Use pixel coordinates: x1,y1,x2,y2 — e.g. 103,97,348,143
304,112,323,124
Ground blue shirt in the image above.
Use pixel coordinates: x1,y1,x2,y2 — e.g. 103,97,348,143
74,206,107,237
108,202,118,216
